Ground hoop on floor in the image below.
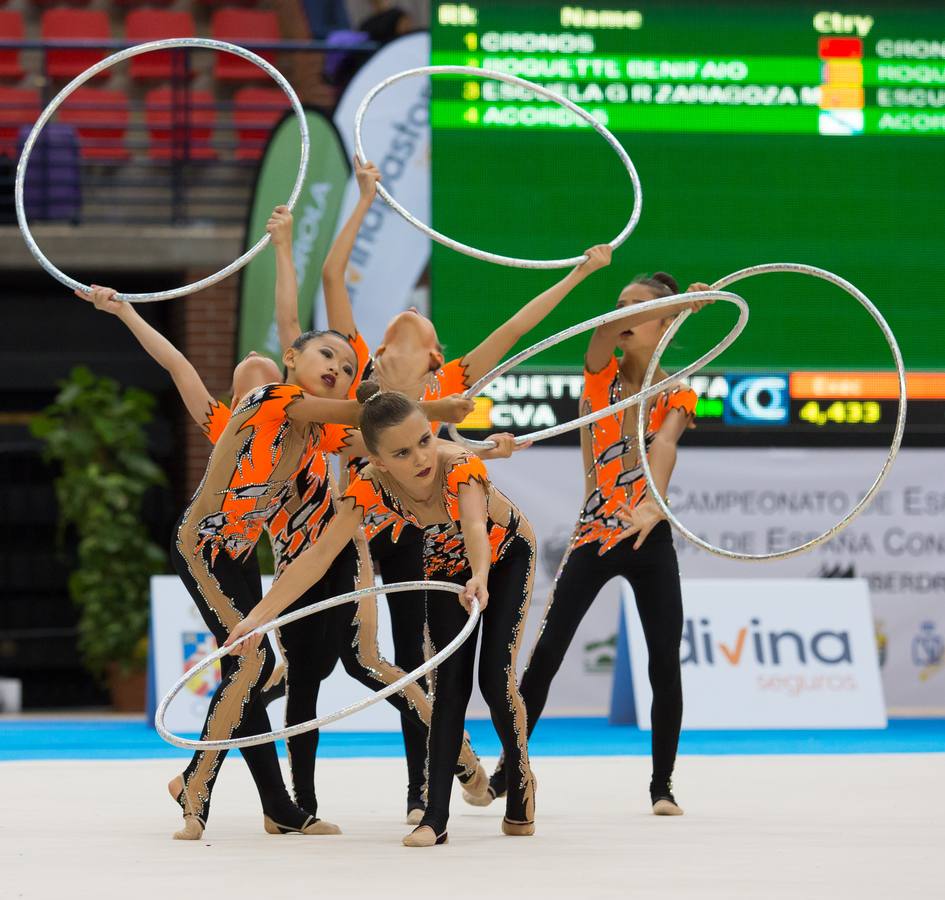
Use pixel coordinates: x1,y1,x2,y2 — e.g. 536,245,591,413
155,581,479,751
448,290,749,450
16,38,309,303
354,65,641,269
637,263,907,561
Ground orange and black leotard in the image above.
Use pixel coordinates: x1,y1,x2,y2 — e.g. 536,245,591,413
202,331,369,573
343,445,532,578
346,342,472,545
573,355,696,555
344,445,538,837
180,382,320,564
171,381,339,828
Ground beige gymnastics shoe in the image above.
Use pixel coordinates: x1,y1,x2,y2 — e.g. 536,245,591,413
402,825,448,847
264,815,342,835
169,774,205,841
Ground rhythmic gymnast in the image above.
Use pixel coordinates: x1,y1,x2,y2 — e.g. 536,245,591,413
241,206,486,820
296,156,611,820
75,283,466,839
467,272,712,817
225,384,539,847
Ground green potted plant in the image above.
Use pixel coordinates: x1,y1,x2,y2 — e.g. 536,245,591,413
31,366,166,710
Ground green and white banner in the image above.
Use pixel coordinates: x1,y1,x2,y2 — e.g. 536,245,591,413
238,109,350,363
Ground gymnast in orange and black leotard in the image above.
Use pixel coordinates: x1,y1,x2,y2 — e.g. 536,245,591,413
480,272,710,817
225,386,539,847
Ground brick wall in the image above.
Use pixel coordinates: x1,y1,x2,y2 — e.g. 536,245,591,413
171,269,240,501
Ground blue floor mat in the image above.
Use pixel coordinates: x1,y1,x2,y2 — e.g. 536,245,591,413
1,717,943,761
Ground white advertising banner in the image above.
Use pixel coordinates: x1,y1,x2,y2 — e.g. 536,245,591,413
619,578,887,729
477,446,944,717
150,447,943,727
669,448,945,714
314,32,431,351
149,575,400,735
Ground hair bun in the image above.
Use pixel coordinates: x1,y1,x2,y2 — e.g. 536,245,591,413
356,381,381,404
651,271,679,294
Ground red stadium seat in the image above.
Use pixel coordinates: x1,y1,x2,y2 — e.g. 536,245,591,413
125,9,196,80
0,11,25,80
42,9,111,80
233,87,287,159
211,9,279,81
57,87,130,161
0,86,39,157
145,86,217,160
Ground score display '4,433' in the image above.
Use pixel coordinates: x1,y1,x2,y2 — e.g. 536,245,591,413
797,400,882,427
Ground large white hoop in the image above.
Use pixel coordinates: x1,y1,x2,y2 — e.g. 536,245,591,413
448,290,749,450
15,38,309,303
354,64,641,269
155,581,479,751
638,263,908,561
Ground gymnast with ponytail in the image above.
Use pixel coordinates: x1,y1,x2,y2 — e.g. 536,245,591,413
225,381,540,848
294,156,612,820
468,272,713,817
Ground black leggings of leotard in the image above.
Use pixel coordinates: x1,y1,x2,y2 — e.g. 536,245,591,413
367,524,428,806
494,520,683,796
170,533,311,829
421,535,536,835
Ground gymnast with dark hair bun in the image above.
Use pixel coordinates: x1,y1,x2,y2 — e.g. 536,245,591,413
281,156,614,822
225,381,540,848
467,273,713,817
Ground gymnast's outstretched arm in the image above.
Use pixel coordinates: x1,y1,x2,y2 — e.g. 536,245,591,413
321,157,382,341
459,244,613,384
74,285,214,429
269,205,302,351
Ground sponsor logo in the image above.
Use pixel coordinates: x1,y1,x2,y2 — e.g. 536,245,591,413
680,617,858,698
724,374,789,425
182,632,221,697
583,634,617,673
912,621,944,682
681,617,853,667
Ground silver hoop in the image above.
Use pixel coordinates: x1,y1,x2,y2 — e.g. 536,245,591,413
155,581,479,751
638,263,907,561
354,65,641,269
449,291,749,450
15,38,310,303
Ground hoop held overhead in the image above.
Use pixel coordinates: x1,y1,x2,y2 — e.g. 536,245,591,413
15,38,309,303
637,263,907,561
354,64,641,269
448,290,749,450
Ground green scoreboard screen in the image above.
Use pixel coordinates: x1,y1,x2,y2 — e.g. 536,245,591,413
429,1,945,442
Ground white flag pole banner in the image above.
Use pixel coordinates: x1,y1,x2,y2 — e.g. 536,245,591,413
149,576,400,734
314,32,431,350
615,578,886,730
